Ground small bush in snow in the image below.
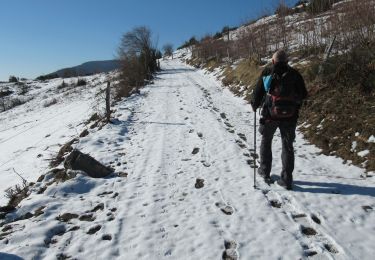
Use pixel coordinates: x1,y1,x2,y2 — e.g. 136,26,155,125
8,75,18,83
57,80,71,90
5,179,29,208
76,78,87,86
43,98,58,107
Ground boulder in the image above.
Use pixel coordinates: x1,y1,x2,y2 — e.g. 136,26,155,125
64,150,113,178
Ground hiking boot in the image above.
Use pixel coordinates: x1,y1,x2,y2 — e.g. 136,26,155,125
258,170,270,181
276,179,292,190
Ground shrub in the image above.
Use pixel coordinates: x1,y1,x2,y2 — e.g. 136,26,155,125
163,44,174,57
76,78,87,86
307,0,343,14
36,73,59,81
275,1,293,16
178,37,198,50
43,98,58,107
57,80,68,89
5,179,29,208
8,76,18,83
116,26,160,99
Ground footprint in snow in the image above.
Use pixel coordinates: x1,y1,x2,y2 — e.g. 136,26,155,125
87,224,101,235
300,225,317,236
215,202,234,215
192,147,200,155
235,140,246,149
237,133,247,141
222,239,239,260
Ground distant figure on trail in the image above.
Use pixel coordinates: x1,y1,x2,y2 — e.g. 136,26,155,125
251,50,308,190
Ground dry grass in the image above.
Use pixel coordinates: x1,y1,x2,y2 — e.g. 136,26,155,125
222,58,261,99
299,48,375,172
4,179,29,208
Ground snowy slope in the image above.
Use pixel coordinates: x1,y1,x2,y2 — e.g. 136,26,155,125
0,59,374,259
0,75,109,205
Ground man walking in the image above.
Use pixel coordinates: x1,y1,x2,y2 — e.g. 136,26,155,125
251,50,308,190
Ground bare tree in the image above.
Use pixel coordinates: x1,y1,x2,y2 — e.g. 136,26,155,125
117,26,159,98
163,43,174,59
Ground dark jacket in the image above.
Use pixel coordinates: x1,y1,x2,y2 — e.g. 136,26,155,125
251,62,308,122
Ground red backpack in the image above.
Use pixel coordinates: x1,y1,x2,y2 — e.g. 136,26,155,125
265,71,298,119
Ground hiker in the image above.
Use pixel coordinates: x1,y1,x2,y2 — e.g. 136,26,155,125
250,50,308,190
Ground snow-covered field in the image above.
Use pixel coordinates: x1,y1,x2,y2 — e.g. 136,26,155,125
0,75,108,205
0,59,374,259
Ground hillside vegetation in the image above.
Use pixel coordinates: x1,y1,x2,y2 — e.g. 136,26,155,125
182,0,375,172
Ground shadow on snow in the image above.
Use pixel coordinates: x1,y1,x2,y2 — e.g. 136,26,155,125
294,180,375,197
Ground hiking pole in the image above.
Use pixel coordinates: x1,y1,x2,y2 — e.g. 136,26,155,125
253,111,257,189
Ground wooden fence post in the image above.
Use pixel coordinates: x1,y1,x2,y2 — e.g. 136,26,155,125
106,81,111,123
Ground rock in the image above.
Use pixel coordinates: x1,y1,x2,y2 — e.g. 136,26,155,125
91,203,104,212
118,172,128,178
51,138,78,167
56,213,79,222
269,200,282,208
64,150,113,178
192,148,200,155
2,225,12,232
34,206,46,217
79,213,95,222
79,129,89,137
21,212,34,220
68,226,80,232
195,178,204,189
87,225,101,234
0,206,16,213
220,113,226,119
37,186,47,194
197,132,203,138
36,175,45,182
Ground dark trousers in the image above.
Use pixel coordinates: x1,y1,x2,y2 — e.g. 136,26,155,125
258,120,296,186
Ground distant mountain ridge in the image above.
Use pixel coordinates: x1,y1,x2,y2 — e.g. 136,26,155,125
37,60,120,80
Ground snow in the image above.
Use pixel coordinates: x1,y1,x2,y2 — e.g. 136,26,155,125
358,150,370,157
0,59,374,259
351,141,357,152
0,74,109,204
368,135,375,143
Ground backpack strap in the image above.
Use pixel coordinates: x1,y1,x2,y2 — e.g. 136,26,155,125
262,75,273,93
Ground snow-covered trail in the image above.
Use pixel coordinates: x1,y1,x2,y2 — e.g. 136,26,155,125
108,60,374,259
1,60,374,259
108,61,306,259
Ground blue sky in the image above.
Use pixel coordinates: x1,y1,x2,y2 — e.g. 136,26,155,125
0,0,298,80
